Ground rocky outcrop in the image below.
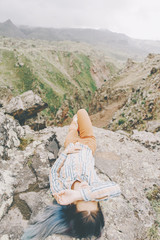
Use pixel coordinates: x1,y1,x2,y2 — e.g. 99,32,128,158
90,54,160,132
0,90,160,240
4,90,48,125
0,113,160,239
0,112,25,160
0,114,59,225
0,90,48,161
109,68,160,132
89,85,127,114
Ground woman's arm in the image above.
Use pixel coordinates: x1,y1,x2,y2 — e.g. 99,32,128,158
54,181,121,205
54,189,83,205
79,181,121,202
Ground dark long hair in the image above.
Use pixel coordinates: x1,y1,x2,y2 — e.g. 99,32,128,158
21,201,104,240
70,203,104,239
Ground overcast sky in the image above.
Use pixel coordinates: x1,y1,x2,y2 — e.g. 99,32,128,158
0,0,160,40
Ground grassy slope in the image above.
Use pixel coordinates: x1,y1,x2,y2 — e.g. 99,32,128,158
0,38,116,120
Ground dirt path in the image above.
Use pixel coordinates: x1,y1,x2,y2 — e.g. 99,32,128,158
90,99,126,128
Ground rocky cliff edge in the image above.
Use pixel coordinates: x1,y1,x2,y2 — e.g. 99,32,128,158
0,91,160,240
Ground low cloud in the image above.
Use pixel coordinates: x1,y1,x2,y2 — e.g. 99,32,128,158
0,0,160,40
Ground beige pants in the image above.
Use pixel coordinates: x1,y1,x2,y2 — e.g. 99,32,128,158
64,109,96,154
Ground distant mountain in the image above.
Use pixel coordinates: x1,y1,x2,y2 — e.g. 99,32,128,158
0,19,25,38
18,26,152,59
0,19,160,60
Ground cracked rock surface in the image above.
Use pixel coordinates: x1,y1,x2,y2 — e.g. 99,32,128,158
4,90,48,125
0,114,160,240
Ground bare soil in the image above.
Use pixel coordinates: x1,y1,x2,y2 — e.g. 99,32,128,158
90,99,126,128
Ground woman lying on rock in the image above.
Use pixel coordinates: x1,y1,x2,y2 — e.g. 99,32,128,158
22,109,121,240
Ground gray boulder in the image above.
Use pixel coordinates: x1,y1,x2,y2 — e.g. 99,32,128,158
146,120,160,133
4,90,48,124
0,112,25,159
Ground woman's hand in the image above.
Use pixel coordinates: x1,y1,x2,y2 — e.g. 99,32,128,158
53,189,82,205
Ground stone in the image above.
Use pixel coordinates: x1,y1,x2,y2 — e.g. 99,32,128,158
94,151,121,179
147,53,155,59
125,58,135,69
5,90,48,124
0,112,24,159
0,166,14,220
45,134,60,160
19,190,53,220
24,113,47,131
13,163,37,193
131,130,160,150
0,196,13,221
0,207,28,239
150,67,158,75
146,120,160,132
0,86,13,108
0,235,9,240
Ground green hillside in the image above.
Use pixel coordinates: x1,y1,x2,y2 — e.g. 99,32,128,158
0,37,116,121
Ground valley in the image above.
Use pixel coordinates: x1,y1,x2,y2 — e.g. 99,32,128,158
0,37,117,125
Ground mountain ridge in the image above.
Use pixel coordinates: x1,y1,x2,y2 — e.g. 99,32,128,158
0,19,25,38
1,19,160,61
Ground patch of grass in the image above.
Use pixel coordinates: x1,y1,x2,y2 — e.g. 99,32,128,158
46,66,72,91
65,52,71,58
118,118,126,125
148,222,160,240
132,99,137,104
1,50,38,94
2,49,15,64
1,50,17,86
15,63,38,93
1,50,64,117
73,54,97,92
86,106,89,113
63,93,67,101
146,186,160,240
27,159,33,168
39,81,62,116
106,62,117,75
146,186,160,203
18,138,34,151
68,106,74,118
